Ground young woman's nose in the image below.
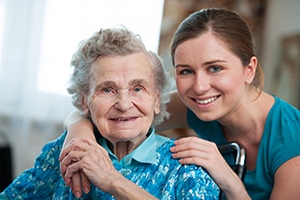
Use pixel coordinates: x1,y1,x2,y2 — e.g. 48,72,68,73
114,90,133,111
193,73,211,95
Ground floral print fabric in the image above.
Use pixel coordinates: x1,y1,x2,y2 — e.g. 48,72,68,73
4,132,219,199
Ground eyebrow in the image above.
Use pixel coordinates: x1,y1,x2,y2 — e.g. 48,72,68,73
94,81,116,92
203,59,226,65
130,79,150,87
175,59,227,68
94,79,150,91
175,64,190,68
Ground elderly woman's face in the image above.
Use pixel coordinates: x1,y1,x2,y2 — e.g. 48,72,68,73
82,52,160,144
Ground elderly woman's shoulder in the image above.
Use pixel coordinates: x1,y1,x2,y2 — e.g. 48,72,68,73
40,131,67,153
153,137,219,196
155,137,199,169
34,131,67,168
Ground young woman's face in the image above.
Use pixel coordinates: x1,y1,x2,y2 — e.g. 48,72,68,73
174,33,253,122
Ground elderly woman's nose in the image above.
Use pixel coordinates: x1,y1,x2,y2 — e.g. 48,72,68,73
114,90,133,111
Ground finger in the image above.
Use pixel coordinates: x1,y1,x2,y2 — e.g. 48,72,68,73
170,141,202,153
59,137,94,161
59,138,78,161
172,149,211,160
175,137,213,147
69,177,74,193
81,171,91,194
60,161,66,182
72,171,82,198
61,151,86,174
178,156,211,167
178,152,228,173
65,161,82,181
171,138,217,152
174,136,200,144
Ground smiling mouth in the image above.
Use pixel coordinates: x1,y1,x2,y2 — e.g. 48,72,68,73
193,96,219,105
110,117,137,121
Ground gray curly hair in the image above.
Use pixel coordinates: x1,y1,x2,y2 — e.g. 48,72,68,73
67,27,171,126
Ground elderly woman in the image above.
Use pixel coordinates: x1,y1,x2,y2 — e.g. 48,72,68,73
0,27,219,199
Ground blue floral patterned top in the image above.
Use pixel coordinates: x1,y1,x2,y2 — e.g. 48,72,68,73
2,130,219,199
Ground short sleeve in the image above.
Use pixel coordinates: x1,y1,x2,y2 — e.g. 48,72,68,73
269,108,300,175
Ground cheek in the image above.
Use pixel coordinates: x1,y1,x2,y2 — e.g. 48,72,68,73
216,72,245,94
135,96,157,116
88,97,110,119
176,77,191,94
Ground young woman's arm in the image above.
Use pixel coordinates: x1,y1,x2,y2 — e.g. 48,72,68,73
62,110,95,148
270,156,300,199
61,110,95,197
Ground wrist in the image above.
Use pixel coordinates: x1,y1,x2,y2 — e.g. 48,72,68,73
216,169,249,200
106,174,157,200
222,178,250,200
106,175,134,200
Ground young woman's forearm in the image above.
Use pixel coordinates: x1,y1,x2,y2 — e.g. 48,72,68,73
222,176,251,200
63,109,95,148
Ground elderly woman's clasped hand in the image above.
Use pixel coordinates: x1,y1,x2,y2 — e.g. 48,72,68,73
59,137,122,197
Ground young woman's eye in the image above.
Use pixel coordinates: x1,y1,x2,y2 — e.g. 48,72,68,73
179,69,194,75
208,66,221,73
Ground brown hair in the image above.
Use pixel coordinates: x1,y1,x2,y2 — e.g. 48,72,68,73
171,8,264,92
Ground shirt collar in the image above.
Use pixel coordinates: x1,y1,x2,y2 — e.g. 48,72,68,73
96,127,167,168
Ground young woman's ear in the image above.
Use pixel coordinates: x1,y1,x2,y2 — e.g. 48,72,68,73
81,96,90,116
245,56,257,85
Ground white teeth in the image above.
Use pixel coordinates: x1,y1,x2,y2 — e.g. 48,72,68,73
196,96,218,104
114,119,127,121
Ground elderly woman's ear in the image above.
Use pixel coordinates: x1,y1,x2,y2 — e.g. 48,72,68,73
154,95,161,115
81,96,90,116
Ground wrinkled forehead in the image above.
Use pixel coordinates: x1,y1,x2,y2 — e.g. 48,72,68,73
90,53,155,88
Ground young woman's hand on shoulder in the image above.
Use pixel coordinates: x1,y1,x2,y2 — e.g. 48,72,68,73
170,137,250,199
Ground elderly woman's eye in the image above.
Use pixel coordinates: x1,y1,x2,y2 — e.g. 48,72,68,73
103,88,112,93
134,87,142,92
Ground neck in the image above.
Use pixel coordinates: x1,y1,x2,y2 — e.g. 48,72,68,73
107,136,147,161
219,90,274,145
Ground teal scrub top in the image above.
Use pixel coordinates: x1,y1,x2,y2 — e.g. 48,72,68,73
187,96,300,199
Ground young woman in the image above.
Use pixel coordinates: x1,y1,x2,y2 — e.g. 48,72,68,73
62,8,300,199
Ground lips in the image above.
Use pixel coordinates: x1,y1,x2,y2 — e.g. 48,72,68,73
110,116,138,121
194,95,219,105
